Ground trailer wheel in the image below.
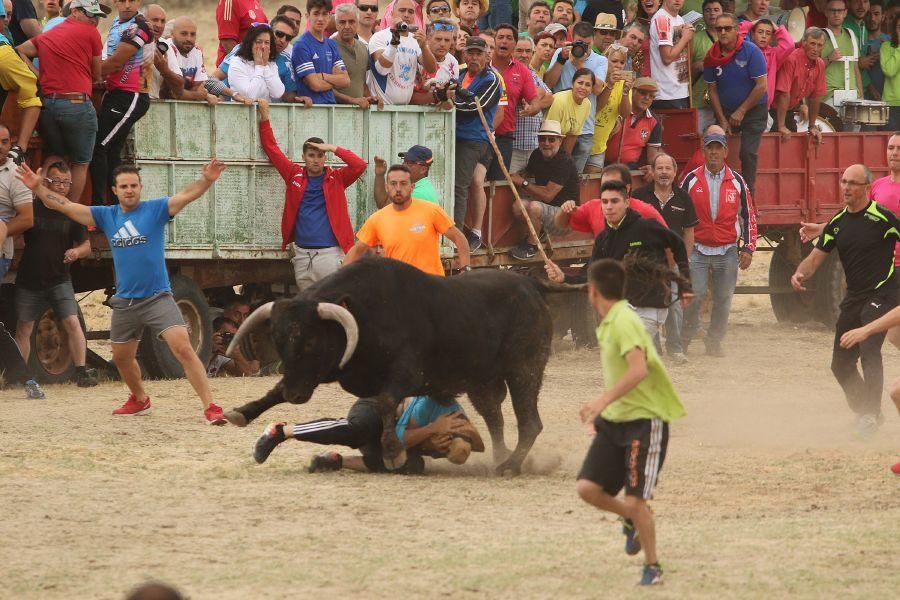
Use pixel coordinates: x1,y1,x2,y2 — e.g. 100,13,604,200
814,252,846,327
27,304,87,384
769,242,812,323
138,275,212,379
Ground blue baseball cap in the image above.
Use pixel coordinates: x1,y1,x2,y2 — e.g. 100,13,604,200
399,145,433,164
703,132,728,147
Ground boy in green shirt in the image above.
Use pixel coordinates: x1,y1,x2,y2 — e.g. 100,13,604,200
576,259,687,586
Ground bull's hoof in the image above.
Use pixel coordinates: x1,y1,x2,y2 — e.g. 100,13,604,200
383,449,408,471
225,410,248,427
495,459,522,476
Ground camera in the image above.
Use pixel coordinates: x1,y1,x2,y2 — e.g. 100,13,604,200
220,331,235,345
570,40,589,59
156,40,169,54
394,22,419,33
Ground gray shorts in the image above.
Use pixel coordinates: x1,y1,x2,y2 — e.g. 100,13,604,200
109,291,185,343
538,202,567,236
291,244,344,292
15,281,79,322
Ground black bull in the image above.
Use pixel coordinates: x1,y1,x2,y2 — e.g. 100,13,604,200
225,257,555,474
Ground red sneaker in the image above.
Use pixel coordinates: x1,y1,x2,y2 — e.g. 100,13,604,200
204,403,227,426
891,462,900,475
113,394,151,416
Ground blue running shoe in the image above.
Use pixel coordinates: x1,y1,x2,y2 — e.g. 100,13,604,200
639,563,663,586
623,518,641,555
24,379,46,399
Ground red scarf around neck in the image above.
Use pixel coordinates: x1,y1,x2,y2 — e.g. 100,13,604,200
704,33,744,69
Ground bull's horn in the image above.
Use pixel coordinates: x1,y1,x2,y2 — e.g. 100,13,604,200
226,301,273,356
317,302,358,369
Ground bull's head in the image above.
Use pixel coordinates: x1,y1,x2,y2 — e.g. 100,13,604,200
227,299,359,402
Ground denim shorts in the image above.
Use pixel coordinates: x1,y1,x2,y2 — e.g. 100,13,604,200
109,292,185,343
15,281,79,322
40,97,98,164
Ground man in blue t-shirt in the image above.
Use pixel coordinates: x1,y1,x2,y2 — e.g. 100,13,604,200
292,0,350,104
16,160,230,426
251,395,486,473
703,13,768,194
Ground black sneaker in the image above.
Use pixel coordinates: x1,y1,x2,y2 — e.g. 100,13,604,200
466,230,483,252
75,368,98,388
509,242,537,260
622,518,642,555
8,145,25,166
253,422,286,464
309,451,343,473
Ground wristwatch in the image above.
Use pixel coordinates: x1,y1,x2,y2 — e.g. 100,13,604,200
522,180,530,188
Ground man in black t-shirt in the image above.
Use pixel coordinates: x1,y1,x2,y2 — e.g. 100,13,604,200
791,164,900,438
633,153,699,363
509,119,581,260
14,162,96,388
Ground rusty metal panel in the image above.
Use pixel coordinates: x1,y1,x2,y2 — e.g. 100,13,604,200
133,102,456,257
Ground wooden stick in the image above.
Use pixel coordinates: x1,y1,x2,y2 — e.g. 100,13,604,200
471,95,553,265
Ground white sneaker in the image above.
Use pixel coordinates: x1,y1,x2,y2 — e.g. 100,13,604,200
669,352,689,365
855,413,879,440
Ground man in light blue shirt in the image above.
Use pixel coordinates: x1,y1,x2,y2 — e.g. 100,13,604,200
543,21,609,172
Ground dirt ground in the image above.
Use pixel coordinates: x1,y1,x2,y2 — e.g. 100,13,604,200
2,255,900,599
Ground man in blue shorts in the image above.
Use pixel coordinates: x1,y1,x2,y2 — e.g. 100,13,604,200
17,159,230,425
575,258,686,586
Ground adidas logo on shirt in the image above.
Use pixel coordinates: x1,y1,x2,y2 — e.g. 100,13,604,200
111,220,148,247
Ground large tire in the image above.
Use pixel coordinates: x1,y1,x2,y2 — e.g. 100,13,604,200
138,275,212,379
27,304,87,384
769,242,813,323
814,252,846,327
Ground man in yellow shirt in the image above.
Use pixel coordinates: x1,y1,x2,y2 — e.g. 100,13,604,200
344,164,470,276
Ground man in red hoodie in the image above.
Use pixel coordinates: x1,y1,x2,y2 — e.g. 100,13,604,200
257,99,367,291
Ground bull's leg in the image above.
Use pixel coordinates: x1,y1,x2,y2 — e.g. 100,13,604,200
225,381,286,427
496,371,544,475
376,393,407,470
468,380,510,464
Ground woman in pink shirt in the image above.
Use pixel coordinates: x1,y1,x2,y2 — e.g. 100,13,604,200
739,18,795,108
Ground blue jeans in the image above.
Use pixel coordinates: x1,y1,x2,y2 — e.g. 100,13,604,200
665,281,684,354
40,97,98,164
0,256,11,280
571,133,593,173
477,0,512,29
683,247,739,348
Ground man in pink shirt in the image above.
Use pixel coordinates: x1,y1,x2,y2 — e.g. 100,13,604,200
774,27,827,143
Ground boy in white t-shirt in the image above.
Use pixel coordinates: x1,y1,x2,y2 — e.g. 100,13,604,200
368,0,438,105
648,0,693,108
168,16,212,102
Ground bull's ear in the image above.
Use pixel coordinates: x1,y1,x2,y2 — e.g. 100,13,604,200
337,294,352,311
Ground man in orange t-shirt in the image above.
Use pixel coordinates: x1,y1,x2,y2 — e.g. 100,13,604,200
344,164,471,276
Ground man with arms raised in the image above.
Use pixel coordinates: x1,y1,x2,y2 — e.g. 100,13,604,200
344,164,470,276
17,160,230,424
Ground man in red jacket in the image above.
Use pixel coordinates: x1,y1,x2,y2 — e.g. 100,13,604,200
680,131,757,357
257,99,367,291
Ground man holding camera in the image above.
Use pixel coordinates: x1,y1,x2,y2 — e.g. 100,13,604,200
368,0,437,105
544,21,609,172
207,316,259,377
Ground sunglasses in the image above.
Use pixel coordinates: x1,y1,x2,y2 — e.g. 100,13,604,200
432,22,455,31
358,4,378,11
715,25,734,32
429,5,451,13
46,177,72,187
538,136,559,143
251,21,271,29
274,30,295,41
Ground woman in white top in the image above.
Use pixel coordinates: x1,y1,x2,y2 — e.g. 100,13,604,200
228,24,286,101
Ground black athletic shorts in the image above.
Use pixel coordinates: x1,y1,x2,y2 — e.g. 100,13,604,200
577,417,669,500
346,398,425,475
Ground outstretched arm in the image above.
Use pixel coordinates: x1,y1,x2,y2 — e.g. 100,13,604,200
791,247,828,291
16,164,95,227
343,240,372,265
840,305,900,348
168,160,227,217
